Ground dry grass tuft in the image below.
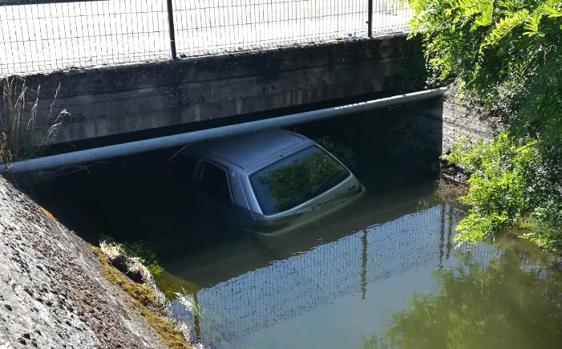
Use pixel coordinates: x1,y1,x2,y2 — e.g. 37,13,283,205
36,206,55,221
0,77,69,164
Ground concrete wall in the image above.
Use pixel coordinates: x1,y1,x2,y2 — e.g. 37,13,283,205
296,87,497,177
439,90,498,153
3,35,424,145
407,88,497,156
0,177,167,348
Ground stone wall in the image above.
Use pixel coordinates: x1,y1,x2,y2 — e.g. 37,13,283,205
373,87,497,161
439,89,498,153
3,35,424,145
410,87,497,155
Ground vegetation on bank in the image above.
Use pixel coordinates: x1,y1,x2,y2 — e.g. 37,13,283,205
101,240,198,298
408,0,562,249
0,77,68,164
103,240,166,277
91,245,191,349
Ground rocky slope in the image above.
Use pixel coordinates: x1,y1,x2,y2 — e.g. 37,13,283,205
0,177,166,349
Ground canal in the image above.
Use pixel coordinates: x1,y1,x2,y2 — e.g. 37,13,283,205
163,182,561,349
19,104,562,349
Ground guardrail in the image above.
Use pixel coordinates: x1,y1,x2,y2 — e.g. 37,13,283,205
0,0,411,75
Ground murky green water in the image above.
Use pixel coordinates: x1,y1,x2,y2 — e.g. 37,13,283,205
164,181,562,349
22,105,561,349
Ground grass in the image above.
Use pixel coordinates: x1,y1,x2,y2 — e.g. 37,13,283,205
101,240,165,277
0,77,69,164
90,246,191,349
155,271,199,300
99,239,199,299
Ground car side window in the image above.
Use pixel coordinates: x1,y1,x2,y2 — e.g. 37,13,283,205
199,162,232,205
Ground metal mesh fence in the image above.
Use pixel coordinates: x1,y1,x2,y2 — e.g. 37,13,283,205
172,0,369,56
0,0,411,76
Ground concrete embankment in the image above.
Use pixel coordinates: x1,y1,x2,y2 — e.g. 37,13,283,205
0,176,166,348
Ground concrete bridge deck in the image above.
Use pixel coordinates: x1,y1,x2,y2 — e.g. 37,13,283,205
6,35,425,146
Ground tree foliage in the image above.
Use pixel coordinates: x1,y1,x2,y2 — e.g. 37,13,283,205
408,0,562,247
448,133,561,246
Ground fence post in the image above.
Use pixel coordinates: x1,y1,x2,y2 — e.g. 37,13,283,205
367,0,373,38
166,0,177,59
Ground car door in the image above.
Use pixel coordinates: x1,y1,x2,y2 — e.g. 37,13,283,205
194,160,235,234
197,161,233,206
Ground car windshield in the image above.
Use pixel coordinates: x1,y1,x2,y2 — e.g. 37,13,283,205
250,146,350,215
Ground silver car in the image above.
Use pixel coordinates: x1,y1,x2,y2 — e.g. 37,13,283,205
172,129,364,235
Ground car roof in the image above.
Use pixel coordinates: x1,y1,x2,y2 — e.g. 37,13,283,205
186,129,312,172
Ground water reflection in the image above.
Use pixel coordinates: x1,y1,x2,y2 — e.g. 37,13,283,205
170,204,486,348
363,244,562,349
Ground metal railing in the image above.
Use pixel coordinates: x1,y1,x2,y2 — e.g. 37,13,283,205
0,0,411,75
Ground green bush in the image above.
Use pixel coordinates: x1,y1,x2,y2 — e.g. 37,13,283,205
408,0,562,248
445,133,557,245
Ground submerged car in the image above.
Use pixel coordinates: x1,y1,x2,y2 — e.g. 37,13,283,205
171,129,364,235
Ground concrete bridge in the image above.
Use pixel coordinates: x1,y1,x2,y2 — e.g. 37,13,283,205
0,0,426,147
17,36,425,145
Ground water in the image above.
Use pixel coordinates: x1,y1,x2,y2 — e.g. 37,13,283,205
163,181,562,349
20,107,561,349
